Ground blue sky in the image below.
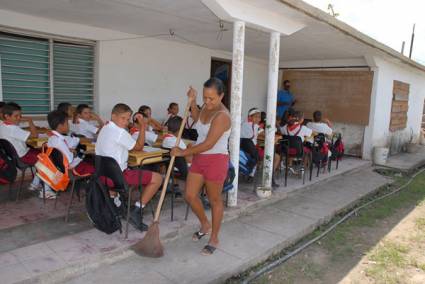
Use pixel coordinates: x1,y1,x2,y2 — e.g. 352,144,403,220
304,0,425,65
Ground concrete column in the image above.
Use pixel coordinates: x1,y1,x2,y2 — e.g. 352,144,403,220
228,21,245,207
262,31,280,188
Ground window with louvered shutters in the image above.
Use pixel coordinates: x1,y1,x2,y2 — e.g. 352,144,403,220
53,42,94,108
0,33,50,114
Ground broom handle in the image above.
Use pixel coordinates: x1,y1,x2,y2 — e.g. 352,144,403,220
153,100,191,222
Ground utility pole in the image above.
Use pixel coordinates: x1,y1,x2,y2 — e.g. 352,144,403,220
409,24,415,59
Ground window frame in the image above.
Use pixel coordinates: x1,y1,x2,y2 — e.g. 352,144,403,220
0,27,96,117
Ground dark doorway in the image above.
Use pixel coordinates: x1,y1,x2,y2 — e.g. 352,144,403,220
210,58,232,109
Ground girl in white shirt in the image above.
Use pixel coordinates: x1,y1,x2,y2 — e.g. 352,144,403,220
240,108,263,179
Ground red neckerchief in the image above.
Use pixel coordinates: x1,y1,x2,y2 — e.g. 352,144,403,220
3,121,15,126
129,126,139,135
164,133,174,139
287,123,300,132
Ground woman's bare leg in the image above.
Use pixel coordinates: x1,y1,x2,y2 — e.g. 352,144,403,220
185,172,210,233
204,181,224,247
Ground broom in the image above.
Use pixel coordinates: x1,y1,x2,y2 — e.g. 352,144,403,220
132,99,191,258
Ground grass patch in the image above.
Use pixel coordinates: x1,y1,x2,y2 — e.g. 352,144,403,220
231,169,425,284
365,241,409,284
415,217,425,231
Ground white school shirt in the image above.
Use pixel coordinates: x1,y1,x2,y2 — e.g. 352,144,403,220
68,120,77,134
162,134,186,149
47,130,81,168
130,128,158,146
280,124,313,142
73,118,98,139
240,121,263,145
0,122,30,157
306,122,333,136
96,121,136,171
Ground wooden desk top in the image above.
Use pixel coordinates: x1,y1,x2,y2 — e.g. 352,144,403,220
27,137,48,148
79,139,168,167
128,148,169,167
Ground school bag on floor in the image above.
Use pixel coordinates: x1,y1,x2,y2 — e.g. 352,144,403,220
35,146,70,191
85,178,122,234
0,147,17,185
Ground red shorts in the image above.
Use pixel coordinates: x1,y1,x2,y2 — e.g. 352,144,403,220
190,154,229,183
101,169,153,188
74,161,95,176
21,148,41,166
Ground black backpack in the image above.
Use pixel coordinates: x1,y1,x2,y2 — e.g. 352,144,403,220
85,178,122,234
0,146,17,185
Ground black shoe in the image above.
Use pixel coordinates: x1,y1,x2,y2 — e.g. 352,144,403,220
246,176,254,183
174,190,183,198
272,179,280,188
129,207,148,232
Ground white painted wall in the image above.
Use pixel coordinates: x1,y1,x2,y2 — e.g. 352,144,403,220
363,56,425,159
0,9,269,121
97,37,268,121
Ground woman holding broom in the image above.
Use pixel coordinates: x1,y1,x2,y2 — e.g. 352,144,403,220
171,77,231,256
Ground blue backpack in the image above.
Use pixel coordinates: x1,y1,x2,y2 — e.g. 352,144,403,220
223,161,236,193
239,150,255,176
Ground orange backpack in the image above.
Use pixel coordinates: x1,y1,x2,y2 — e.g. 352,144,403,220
35,145,70,191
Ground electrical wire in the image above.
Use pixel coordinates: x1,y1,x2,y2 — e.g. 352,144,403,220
242,167,425,284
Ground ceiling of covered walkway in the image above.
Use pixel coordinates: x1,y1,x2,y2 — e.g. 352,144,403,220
0,0,413,66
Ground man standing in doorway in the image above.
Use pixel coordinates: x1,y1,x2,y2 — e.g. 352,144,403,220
277,80,295,119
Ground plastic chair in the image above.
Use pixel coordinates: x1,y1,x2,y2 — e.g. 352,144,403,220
64,168,93,222
280,135,308,186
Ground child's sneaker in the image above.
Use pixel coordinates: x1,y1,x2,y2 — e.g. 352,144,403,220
28,183,41,191
38,189,57,199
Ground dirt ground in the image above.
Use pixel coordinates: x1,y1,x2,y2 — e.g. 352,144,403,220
251,171,425,284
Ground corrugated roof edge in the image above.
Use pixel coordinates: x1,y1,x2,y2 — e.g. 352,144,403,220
280,0,425,73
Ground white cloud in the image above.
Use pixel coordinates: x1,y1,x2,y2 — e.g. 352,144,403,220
303,0,425,64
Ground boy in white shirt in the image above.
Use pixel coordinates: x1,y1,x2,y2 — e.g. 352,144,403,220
130,113,159,146
43,110,95,199
280,111,313,142
240,108,263,180
162,116,189,180
0,103,41,191
306,110,333,136
96,103,162,231
73,104,104,139
57,102,76,134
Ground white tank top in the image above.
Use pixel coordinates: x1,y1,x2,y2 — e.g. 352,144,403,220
195,109,231,155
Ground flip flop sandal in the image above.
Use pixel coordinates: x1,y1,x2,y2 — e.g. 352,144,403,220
192,231,209,242
201,245,216,256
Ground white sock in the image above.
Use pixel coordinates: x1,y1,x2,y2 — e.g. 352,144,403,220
250,165,257,177
135,201,145,209
31,176,40,186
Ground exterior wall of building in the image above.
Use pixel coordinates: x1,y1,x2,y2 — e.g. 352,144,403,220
363,56,425,159
97,39,268,121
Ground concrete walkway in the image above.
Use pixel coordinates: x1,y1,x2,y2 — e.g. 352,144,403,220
60,166,391,284
0,158,368,284
383,145,425,173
